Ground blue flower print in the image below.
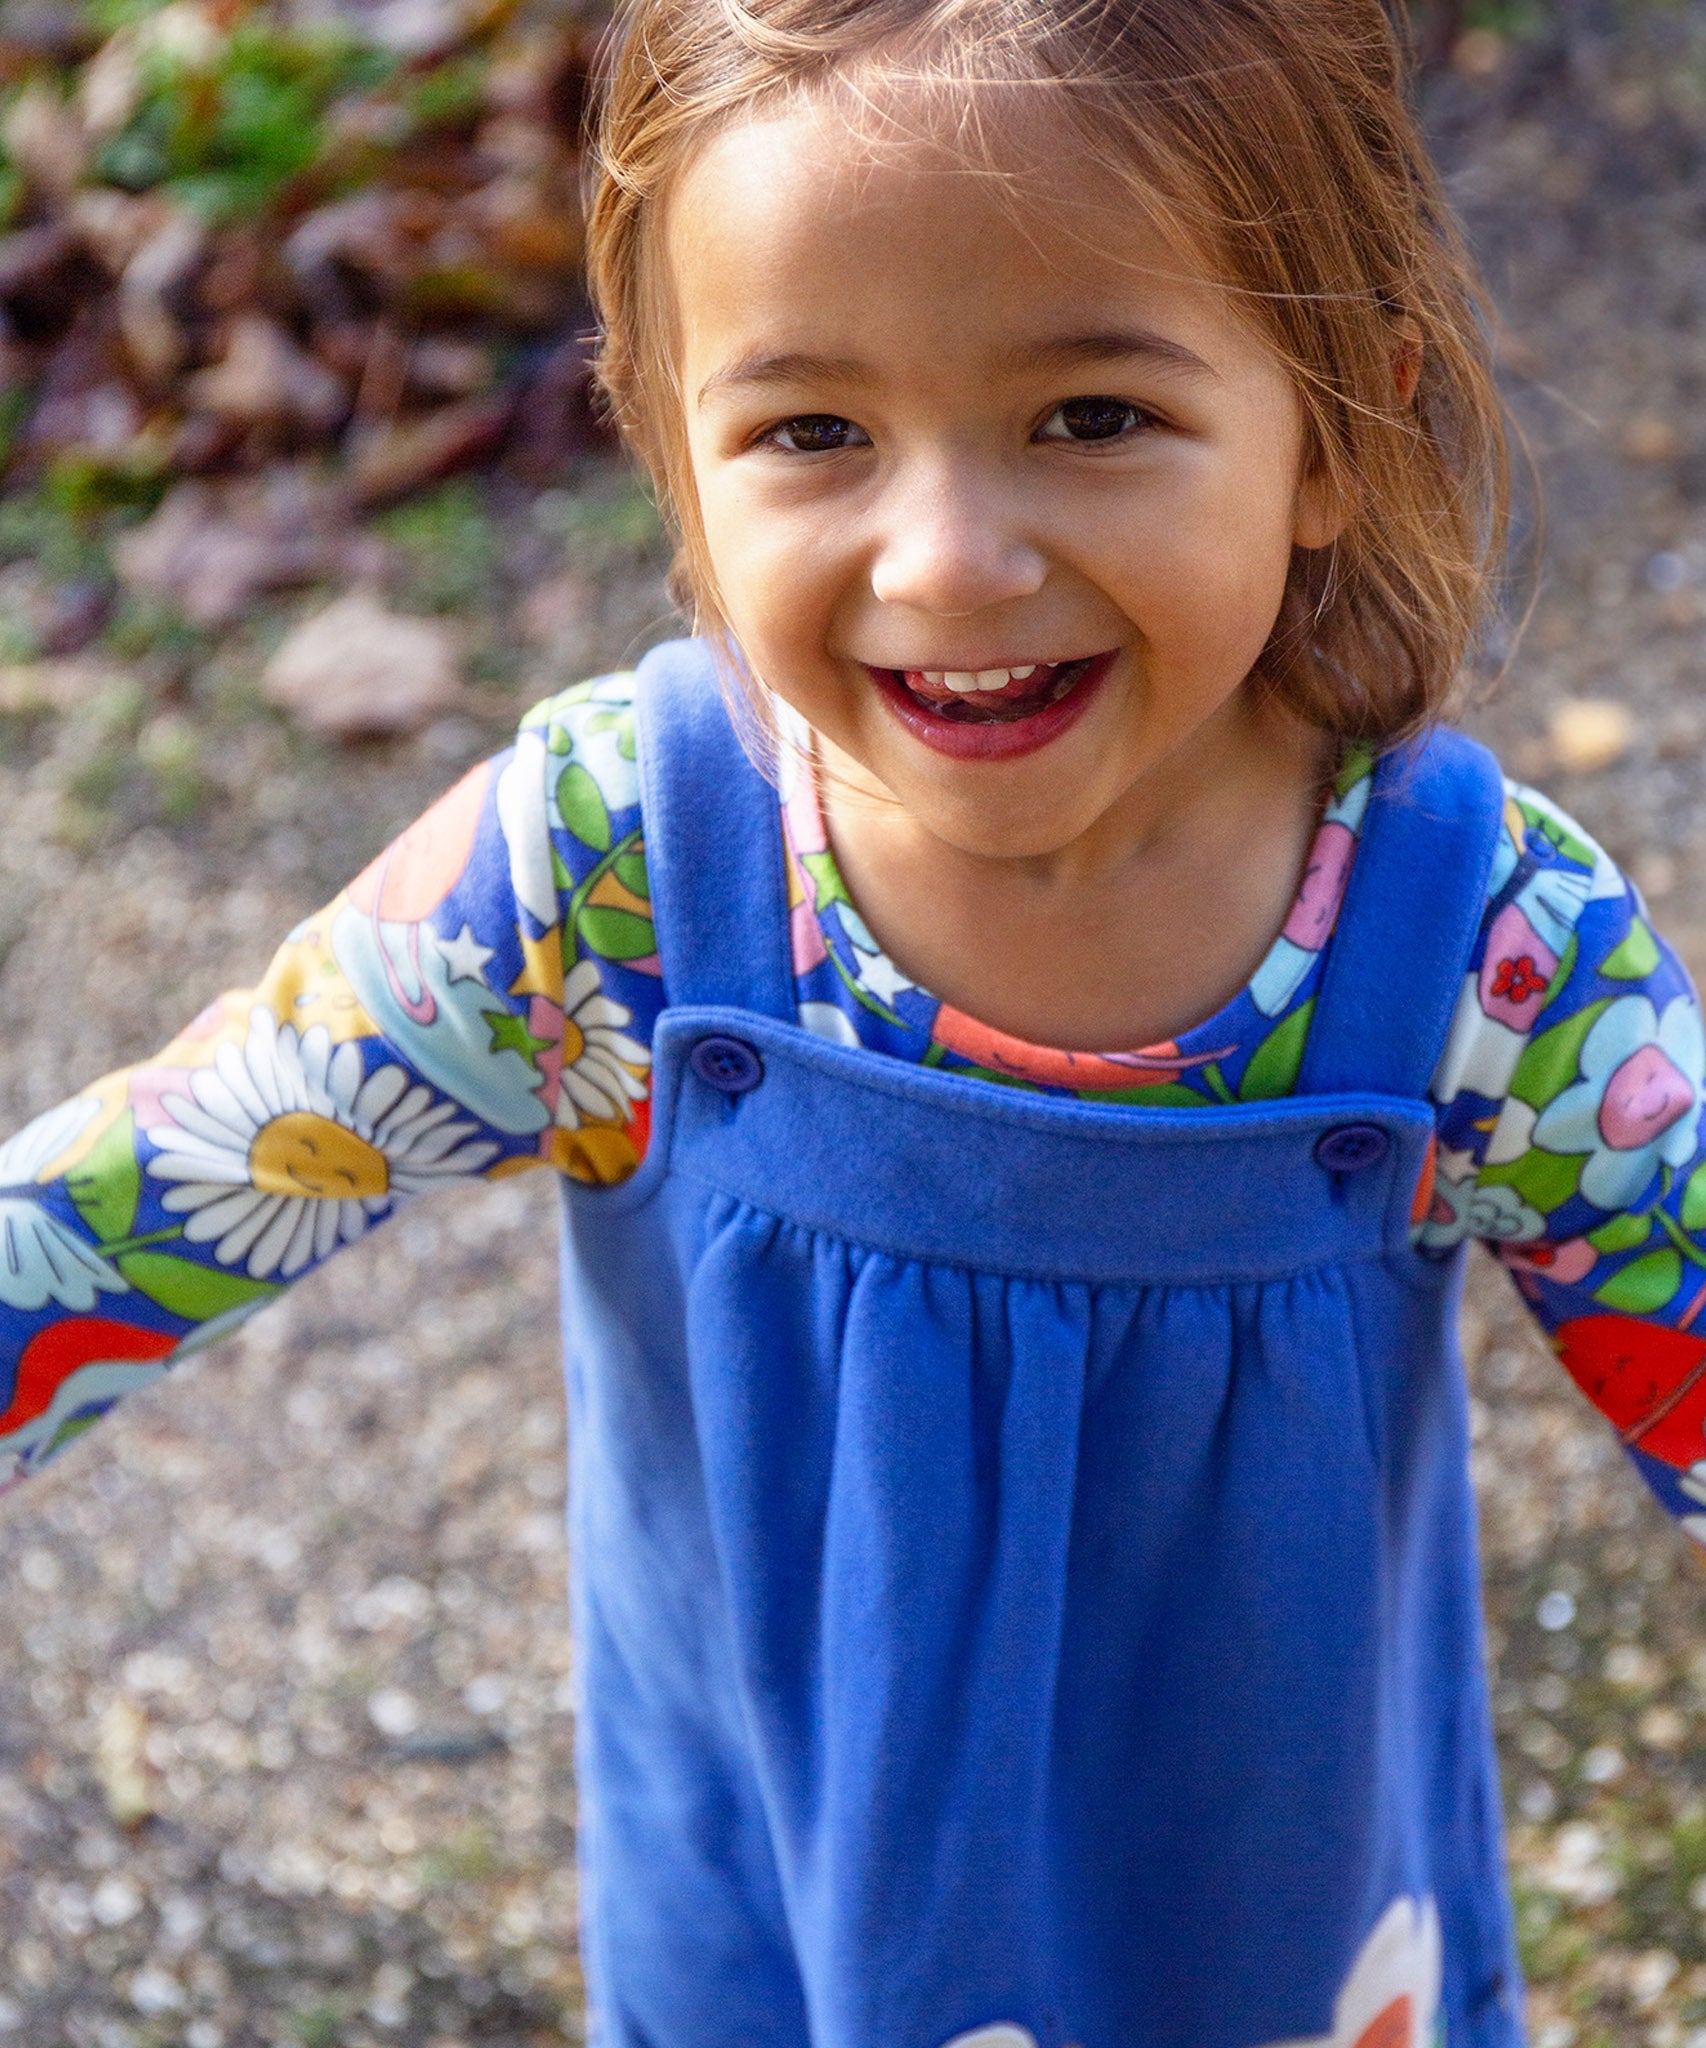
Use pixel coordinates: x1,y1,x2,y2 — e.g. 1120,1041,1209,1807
1532,993,1706,1211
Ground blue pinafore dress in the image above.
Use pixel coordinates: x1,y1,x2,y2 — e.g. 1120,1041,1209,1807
557,640,1523,2048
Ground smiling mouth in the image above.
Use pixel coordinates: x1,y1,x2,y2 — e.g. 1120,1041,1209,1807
886,658,1100,724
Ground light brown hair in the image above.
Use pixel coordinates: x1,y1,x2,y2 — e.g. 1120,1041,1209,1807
586,0,1510,747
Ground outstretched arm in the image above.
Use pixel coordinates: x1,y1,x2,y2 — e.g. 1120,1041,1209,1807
1431,776,1706,1537
0,675,661,1491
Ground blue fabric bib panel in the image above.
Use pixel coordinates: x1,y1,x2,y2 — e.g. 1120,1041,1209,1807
557,640,1522,2048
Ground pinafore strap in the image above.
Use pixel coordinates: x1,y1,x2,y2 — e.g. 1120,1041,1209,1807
1296,727,1507,1102
634,638,794,1021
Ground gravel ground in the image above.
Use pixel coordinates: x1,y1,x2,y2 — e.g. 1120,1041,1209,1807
8,11,1706,2044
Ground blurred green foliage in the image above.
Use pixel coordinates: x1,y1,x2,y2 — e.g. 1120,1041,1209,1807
95,18,395,221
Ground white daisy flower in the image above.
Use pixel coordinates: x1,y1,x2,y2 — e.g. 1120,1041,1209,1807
555,957,650,1129
146,1008,500,1279
0,1096,129,1311
1257,1895,1441,2048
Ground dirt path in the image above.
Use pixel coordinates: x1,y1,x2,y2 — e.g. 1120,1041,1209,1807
7,12,1706,2045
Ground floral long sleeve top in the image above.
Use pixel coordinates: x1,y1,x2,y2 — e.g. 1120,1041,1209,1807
2,672,1705,1541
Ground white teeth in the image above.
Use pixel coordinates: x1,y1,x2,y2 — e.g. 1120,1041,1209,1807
911,662,1050,693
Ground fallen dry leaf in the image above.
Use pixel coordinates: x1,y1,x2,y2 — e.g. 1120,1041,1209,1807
262,587,465,740
116,471,384,628
347,395,514,505
186,314,347,435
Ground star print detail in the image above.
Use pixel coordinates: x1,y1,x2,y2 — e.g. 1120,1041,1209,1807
440,922,496,986
855,947,913,1006
484,1009,555,1066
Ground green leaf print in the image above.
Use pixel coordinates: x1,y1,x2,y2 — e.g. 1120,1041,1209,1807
1684,1161,1706,1233
953,1064,1041,1092
1518,800,1597,873
1508,999,1612,1112
612,844,650,902
1546,931,1578,1005
618,724,636,763
1593,1249,1682,1316
801,850,852,912
1600,920,1661,982
1090,1082,1208,1108
1589,1211,1652,1254
1239,1000,1313,1102
1479,1146,1583,1215
575,905,658,962
1197,1062,1237,1106
67,1110,139,1245
555,761,613,854
1333,745,1374,802
545,720,574,756
117,1252,279,1322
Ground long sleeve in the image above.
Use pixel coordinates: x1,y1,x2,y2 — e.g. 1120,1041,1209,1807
1423,775,1706,1533
0,673,660,1490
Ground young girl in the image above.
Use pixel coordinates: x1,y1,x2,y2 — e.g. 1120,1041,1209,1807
1,2,1700,2044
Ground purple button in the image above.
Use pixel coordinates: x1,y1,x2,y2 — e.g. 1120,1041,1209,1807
691,1035,765,1096
1313,1123,1390,1174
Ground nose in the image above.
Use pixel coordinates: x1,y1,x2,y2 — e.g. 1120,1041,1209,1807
868,467,1048,617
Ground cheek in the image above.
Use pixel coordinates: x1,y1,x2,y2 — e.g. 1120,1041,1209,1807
1100,461,1301,647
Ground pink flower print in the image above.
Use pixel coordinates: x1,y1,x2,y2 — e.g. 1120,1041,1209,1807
784,840,829,974
1477,902,1558,1031
784,760,830,859
1499,1236,1598,1285
1283,821,1355,951
1599,1040,1693,1150
1533,993,1705,1210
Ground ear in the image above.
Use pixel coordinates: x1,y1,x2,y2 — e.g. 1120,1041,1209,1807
1391,317,1423,407
1292,462,1354,552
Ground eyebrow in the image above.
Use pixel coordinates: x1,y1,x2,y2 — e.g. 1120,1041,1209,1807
697,351,866,405
1012,329,1217,381
696,328,1215,406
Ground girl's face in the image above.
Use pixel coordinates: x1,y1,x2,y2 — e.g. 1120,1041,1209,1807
668,95,1342,864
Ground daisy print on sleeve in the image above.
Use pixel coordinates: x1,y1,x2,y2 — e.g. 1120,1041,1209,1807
0,677,661,1490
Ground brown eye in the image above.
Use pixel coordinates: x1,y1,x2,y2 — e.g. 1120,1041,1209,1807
769,415,870,454
1038,398,1150,444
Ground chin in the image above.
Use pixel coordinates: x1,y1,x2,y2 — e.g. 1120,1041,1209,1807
909,790,1100,862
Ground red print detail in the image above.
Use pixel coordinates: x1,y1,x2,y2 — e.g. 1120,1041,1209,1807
1553,1314,1706,1467
1490,954,1549,1005
0,1316,177,1438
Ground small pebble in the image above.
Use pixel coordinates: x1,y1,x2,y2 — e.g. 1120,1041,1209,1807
1452,27,1505,79
1623,414,1681,464
1519,1779,1558,1822
1537,1589,1577,1631
1549,698,1633,775
367,1687,421,1739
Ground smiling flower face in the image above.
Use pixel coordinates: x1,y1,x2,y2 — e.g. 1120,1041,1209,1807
1532,993,1705,1211
145,1007,499,1279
